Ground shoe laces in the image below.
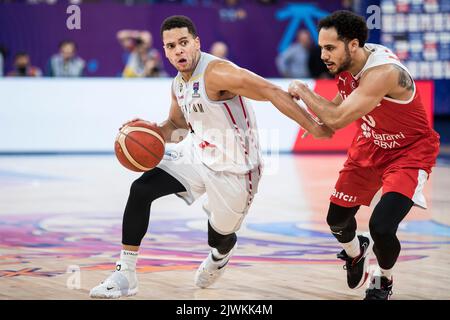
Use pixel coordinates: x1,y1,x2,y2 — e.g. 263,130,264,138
101,262,133,285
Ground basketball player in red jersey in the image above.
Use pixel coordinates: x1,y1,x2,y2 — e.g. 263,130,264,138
288,11,440,300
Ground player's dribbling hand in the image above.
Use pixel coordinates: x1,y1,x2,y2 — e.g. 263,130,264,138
120,118,142,130
119,118,157,130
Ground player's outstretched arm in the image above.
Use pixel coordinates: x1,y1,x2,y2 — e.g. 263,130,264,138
289,65,397,130
205,60,334,139
159,89,190,143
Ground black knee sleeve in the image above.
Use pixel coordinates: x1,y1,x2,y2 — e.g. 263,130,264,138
327,202,360,243
369,192,413,269
207,221,237,255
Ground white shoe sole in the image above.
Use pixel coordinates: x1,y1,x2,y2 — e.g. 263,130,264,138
195,245,236,289
89,287,138,299
195,267,226,289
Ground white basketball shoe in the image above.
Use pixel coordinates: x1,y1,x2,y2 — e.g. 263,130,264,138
194,244,236,289
89,261,138,299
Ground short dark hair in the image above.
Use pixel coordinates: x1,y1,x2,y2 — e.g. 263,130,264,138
160,15,197,38
14,52,29,59
318,10,368,47
59,40,76,49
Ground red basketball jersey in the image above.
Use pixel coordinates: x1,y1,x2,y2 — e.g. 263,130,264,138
336,44,440,171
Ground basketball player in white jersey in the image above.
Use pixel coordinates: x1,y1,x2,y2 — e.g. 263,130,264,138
90,15,332,298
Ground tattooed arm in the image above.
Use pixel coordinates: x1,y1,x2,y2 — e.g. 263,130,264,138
288,64,415,130
387,64,415,98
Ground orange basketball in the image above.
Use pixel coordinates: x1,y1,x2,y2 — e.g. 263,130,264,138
114,120,165,172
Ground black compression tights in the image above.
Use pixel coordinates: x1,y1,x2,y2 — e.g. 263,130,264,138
122,168,238,254
369,192,413,269
327,192,413,269
122,168,186,246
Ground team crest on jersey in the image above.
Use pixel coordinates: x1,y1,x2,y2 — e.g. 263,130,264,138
192,82,200,98
179,82,183,93
350,80,357,89
164,150,182,161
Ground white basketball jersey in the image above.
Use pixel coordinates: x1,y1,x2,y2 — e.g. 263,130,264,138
354,43,416,104
172,52,262,174
355,44,412,79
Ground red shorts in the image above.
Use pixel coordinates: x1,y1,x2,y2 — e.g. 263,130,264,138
330,163,430,209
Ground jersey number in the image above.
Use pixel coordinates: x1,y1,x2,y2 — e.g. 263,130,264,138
362,115,376,127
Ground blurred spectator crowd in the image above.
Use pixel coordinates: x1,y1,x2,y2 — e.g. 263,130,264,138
0,31,170,78
276,29,331,79
0,0,345,79
117,30,167,78
1,40,86,77
0,0,331,79
0,27,330,79
0,0,279,5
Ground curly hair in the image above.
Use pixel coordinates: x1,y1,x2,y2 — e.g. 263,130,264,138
318,10,368,47
160,15,197,38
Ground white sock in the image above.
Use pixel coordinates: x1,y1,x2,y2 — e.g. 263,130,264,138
341,236,360,258
374,266,393,279
120,250,138,270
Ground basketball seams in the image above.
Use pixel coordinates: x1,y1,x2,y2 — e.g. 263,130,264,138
120,127,164,161
116,126,165,171
125,126,165,146
116,131,150,171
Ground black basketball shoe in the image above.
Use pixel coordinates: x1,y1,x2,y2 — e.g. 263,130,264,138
337,233,372,289
364,276,393,300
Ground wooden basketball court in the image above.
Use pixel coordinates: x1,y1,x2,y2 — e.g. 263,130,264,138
0,154,449,300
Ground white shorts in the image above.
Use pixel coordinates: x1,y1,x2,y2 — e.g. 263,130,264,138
158,139,262,235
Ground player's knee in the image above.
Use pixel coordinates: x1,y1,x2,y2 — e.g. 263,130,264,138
208,222,237,255
369,215,396,239
129,178,157,203
326,202,357,229
369,193,410,239
130,179,147,199
326,210,341,229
